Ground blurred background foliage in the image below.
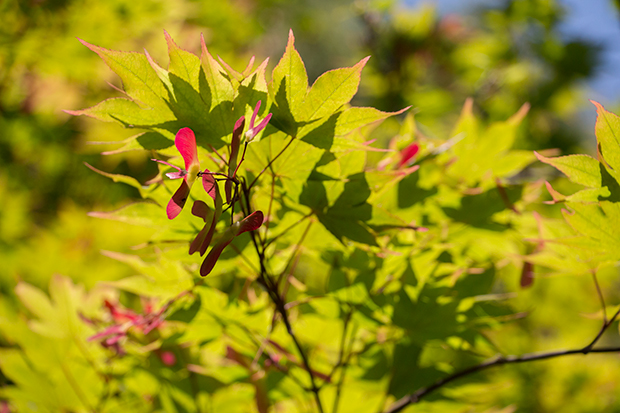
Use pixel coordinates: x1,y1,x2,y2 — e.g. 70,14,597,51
1,0,619,411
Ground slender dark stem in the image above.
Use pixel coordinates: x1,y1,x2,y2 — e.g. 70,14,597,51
252,311,277,368
582,305,620,352
255,261,323,411
240,180,324,413
495,178,520,215
264,212,313,249
276,219,313,287
229,178,242,225
383,289,620,413
384,345,620,413
332,321,358,413
198,171,230,179
591,270,607,324
327,310,353,382
276,297,324,413
260,174,277,250
233,142,249,178
208,144,228,166
260,348,309,390
235,314,310,391
229,243,260,273
259,253,323,411
248,135,296,190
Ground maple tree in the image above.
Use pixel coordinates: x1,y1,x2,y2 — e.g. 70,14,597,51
1,27,620,413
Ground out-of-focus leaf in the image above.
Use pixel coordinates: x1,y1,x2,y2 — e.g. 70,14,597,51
102,251,194,299
99,132,174,154
84,162,155,199
446,101,532,186
1,277,109,412
89,201,168,228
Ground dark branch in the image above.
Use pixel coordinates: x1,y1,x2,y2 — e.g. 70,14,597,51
241,179,325,413
582,305,620,352
384,346,620,413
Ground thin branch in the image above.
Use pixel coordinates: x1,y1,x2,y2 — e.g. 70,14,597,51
252,310,278,368
582,305,620,352
264,212,313,249
384,283,620,413
260,348,309,390
591,270,607,324
383,345,620,413
207,143,228,166
248,134,296,190
240,180,324,413
257,259,324,412
325,309,353,385
331,316,357,413
257,251,323,410
234,313,310,391
276,298,325,413
276,219,314,287
229,243,260,274
495,178,520,214
232,142,249,178
260,174,277,250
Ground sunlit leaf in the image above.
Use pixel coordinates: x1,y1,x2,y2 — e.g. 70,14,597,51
536,152,603,188
592,100,620,183
301,57,369,121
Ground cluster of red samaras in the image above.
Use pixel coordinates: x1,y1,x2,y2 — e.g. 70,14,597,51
85,300,166,354
87,105,423,353
153,102,272,277
87,105,271,353
85,299,177,364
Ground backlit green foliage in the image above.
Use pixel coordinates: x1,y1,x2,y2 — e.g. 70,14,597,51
533,101,620,270
1,2,620,413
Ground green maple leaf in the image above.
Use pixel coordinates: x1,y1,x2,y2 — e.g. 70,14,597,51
533,101,620,272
